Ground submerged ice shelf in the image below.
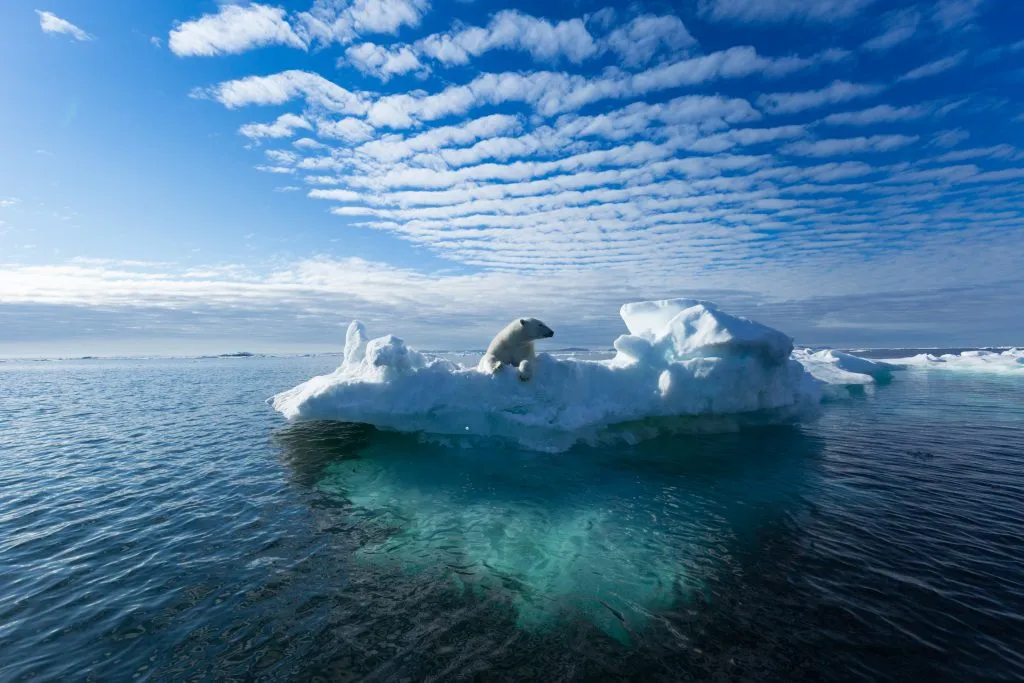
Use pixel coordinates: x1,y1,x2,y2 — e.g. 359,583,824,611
272,299,848,450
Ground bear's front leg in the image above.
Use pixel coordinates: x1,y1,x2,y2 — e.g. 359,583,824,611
479,354,503,375
517,359,533,381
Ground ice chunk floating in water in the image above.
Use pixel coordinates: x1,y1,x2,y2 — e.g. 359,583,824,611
272,299,823,451
792,349,902,386
883,348,1024,375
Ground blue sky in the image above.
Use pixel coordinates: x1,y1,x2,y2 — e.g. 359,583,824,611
1,0,1023,355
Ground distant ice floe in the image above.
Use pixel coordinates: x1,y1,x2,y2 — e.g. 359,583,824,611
272,299,827,451
792,348,902,387
882,348,1024,375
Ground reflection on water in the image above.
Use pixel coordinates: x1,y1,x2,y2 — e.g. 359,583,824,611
5,357,1023,681
274,422,824,641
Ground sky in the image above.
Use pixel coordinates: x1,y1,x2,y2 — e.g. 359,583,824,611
1,0,1023,356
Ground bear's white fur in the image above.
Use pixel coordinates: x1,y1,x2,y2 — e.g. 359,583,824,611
478,317,554,381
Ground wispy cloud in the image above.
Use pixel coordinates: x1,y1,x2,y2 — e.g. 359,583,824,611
933,144,1021,163
193,70,366,114
898,50,968,81
862,8,920,51
255,165,296,174
781,135,919,157
823,104,931,125
931,0,984,31
699,0,878,23
757,81,885,114
36,10,93,41
931,128,970,147
239,113,313,140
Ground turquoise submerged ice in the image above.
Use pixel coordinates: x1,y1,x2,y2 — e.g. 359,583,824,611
272,299,825,451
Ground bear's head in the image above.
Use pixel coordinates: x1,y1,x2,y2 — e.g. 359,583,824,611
518,317,555,340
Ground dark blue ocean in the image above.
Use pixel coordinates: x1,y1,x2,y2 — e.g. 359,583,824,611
2,355,1023,681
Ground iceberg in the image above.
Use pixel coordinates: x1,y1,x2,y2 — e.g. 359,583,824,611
882,348,1024,375
792,348,902,386
271,299,824,451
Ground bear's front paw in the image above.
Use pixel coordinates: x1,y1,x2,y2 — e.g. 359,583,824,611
517,359,533,382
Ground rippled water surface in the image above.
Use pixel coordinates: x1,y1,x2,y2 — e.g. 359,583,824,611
2,356,1023,681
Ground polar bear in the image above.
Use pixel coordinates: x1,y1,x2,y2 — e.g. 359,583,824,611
478,317,554,381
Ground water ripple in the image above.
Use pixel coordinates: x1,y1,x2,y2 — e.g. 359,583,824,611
0,358,1022,681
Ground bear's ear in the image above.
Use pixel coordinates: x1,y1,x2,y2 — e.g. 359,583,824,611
520,318,527,325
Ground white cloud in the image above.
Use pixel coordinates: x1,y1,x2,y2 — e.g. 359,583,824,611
699,0,878,23
309,188,363,202
687,125,807,152
781,135,919,156
195,70,367,114
880,164,979,184
933,144,1020,163
255,165,296,174
862,8,920,51
416,10,598,66
757,81,885,114
200,44,844,128
265,149,300,165
0,198,20,208
931,129,970,147
36,10,93,41
293,137,329,150
358,46,846,126
239,113,313,140
117,2,1024,351
823,104,931,125
168,3,305,57
345,42,427,81
296,0,429,46
898,50,968,81
932,0,984,31
356,113,521,162
316,117,375,142
150,36,162,48
603,14,697,67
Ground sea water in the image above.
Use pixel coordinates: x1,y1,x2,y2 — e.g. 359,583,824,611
1,354,1023,681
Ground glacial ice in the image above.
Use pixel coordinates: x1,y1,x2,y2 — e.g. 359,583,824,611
792,348,902,386
271,299,825,451
882,348,1024,375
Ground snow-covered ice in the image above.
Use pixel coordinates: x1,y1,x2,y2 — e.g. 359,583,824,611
882,348,1024,375
272,299,824,451
792,348,903,386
